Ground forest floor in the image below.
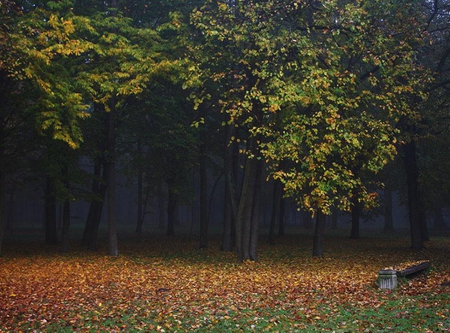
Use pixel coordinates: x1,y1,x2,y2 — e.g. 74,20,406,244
0,227,449,332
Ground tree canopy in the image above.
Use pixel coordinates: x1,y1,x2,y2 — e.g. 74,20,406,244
0,0,449,258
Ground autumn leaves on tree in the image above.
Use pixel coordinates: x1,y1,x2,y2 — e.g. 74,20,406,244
0,0,449,259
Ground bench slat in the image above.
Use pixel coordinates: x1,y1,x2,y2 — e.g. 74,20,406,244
396,261,431,277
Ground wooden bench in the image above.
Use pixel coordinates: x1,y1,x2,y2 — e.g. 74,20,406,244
378,261,431,289
395,261,431,277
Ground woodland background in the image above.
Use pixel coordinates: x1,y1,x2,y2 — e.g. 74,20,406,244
0,0,450,261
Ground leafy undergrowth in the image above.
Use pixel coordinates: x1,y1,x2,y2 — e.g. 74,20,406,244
0,231,449,332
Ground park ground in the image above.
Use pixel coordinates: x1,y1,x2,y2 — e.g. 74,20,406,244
0,227,449,332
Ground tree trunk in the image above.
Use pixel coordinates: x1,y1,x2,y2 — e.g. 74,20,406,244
350,196,360,239
331,208,338,230
278,196,285,236
248,159,262,261
221,127,237,252
312,211,326,258
158,182,165,229
106,108,118,256
269,180,282,245
135,140,144,235
402,140,424,249
383,189,394,233
235,138,262,262
44,177,58,244
60,166,71,253
167,187,176,236
236,157,256,262
433,202,447,230
0,136,5,256
199,140,208,248
83,158,101,246
302,210,313,229
221,160,233,251
60,201,71,252
87,165,107,251
418,193,429,241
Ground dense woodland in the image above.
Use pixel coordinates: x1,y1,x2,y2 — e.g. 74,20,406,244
0,0,449,261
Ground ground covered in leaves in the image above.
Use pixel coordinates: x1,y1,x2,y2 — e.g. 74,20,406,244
0,229,449,332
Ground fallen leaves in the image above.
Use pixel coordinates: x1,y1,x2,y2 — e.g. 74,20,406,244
0,232,449,332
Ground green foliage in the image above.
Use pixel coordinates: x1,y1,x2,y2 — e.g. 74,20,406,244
188,0,429,215
1,1,91,148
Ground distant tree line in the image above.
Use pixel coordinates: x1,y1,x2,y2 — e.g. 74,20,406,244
0,0,449,260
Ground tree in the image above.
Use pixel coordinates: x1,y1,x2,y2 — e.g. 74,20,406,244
190,0,427,259
0,1,93,254
396,0,450,248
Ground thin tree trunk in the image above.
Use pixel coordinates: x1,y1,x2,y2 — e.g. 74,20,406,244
167,187,176,236
87,166,107,251
221,126,237,251
350,196,360,239
135,140,144,234
6,183,13,233
0,137,5,256
106,108,118,256
249,159,262,261
418,192,429,241
312,211,326,258
433,202,447,230
383,189,394,233
60,166,71,252
158,182,165,229
303,210,313,229
60,201,71,252
278,196,285,236
199,140,208,248
403,140,424,249
235,137,261,262
331,207,338,230
236,156,256,262
269,180,282,245
83,158,102,246
44,177,58,244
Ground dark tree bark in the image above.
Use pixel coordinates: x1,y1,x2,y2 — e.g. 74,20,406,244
44,177,58,244
350,196,360,239
331,208,338,230
0,134,5,256
418,193,429,241
199,139,208,248
383,189,394,233
167,187,177,236
248,159,262,261
302,210,313,229
221,162,234,251
157,182,165,229
402,140,425,249
135,140,144,235
84,163,107,251
312,211,326,258
221,126,237,252
60,200,71,252
235,138,262,262
106,108,118,256
278,196,285,236
433,202,447,230
236,156,256,262
83,158,101,246
60,166,71,253
268,180,282,245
